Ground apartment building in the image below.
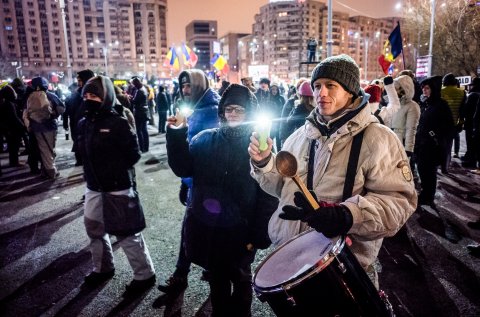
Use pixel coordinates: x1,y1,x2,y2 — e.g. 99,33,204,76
0,0,168,81
245,0,400,83
348,16,399,81
185,20,217,71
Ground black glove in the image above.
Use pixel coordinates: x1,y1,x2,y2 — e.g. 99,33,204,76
383,76,393,85
179,183,188,206
279,191,353,238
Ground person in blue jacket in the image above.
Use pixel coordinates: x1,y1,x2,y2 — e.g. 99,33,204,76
166,83,278,316
158,69,220,294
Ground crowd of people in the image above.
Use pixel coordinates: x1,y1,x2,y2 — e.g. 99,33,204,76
1,53,480,315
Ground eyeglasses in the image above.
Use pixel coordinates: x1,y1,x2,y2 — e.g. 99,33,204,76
224,106,246,114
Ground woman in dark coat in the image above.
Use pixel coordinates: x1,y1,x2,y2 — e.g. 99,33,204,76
415,76,454,206
0,85,25,167
166,84,278,317
155,85,170,133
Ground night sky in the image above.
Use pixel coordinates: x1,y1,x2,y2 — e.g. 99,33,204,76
167,0,402,45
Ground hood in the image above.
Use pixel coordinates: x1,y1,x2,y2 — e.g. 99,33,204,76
77,69,95,85
178,69,209,105
10,78,26,94
31,77,49,91
421,76,443,100
394,75,415,103
0,85,17,101
82,75,116,111
442,73,457,86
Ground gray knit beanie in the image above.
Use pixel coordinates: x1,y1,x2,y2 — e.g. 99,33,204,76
310,54,360,96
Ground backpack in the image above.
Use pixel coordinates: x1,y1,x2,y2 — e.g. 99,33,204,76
27,90,55,123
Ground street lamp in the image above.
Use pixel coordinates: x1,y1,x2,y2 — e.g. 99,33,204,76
11,61,21,78
427,0,436,77
250,39,258,64
140,55,147,79
90,40,118,76
56,0,73,85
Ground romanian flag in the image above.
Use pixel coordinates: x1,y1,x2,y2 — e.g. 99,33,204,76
164,47,180,70
210,53,227,71
377,22,403,75
388,23,403,59
182,43,198,68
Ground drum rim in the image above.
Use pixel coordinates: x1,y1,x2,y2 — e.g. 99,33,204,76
253,230,345,293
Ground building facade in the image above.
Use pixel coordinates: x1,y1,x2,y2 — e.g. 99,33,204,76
0,0,168,82
185,20,218,71
245,0,401,83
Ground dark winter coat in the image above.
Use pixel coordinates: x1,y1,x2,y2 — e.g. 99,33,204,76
156,90,170,113
415,77,455,164
166,124,278,269
132,86,149,121
0,85,24,134
77,77,140,192
64,89,85,136
283,101,314,141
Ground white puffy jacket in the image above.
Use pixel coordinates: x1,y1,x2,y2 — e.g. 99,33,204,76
391,75,421,153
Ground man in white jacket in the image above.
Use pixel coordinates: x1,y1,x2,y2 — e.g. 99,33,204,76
248,54,417,286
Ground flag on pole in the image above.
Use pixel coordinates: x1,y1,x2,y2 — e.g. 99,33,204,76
181,43,198,68
388,23,403,59
377,23,403,75
210,54,227,71
164,47,180,70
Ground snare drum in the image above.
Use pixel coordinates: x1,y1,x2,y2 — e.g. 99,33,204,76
253,230,391,317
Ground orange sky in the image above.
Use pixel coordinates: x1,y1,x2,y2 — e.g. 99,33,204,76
167,0,402,45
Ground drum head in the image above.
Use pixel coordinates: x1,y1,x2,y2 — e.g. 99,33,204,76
254,230,339,289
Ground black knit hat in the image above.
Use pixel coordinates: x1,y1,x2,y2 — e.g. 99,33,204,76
310,54,360,96
218,84,258,121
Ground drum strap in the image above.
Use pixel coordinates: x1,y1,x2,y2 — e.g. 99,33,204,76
342,130,365,200
306,129,365,201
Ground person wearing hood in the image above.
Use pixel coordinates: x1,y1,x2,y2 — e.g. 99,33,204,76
0,85,25,167
63,69,95,166
159,69,220,295
113,85,136,130
372,76,401,126
462,77,480,170
77,75,156,295
24,76,65,179
415,76,454,207
248,54,417,288
167,83,278,316
467,77,480,173
391,75,421,160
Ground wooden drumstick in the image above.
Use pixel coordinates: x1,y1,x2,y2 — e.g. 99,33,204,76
276,151,320,210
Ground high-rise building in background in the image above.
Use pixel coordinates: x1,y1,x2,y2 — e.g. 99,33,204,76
185,20,218,71
246,0,402,83
0,0,168,81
